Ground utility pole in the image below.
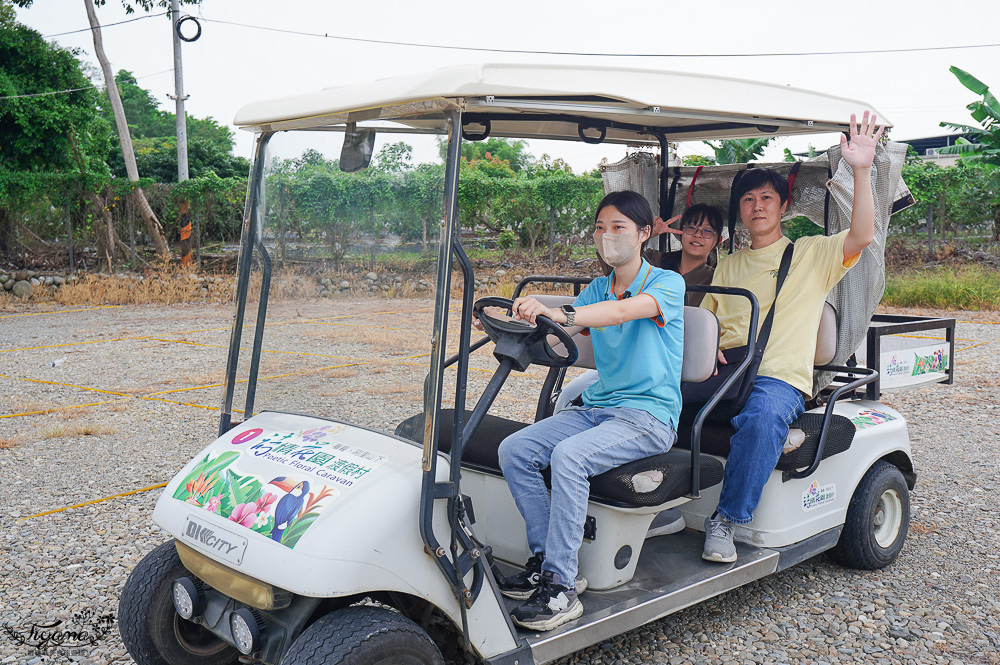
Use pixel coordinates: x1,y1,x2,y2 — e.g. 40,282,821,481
169,0,192,266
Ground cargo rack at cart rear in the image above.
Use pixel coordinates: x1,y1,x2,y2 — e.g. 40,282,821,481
862,314,956,400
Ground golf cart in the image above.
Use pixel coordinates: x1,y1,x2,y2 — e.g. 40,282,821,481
119,64,950,665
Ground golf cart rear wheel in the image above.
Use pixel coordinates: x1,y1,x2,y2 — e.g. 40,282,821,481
830,460,910,570
119,540,238,665
280,605,444,665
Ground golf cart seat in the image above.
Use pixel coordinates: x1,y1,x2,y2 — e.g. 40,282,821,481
394,301,725,508
674,302,858,471
395,410,724,508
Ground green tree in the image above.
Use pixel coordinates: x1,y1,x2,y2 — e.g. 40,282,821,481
0,12,113,255
532,168,603,259
14,0,204,260
396,163,443,251
702,137,775,165
681,155,716,167
103,71,248,182
438,136,533,172
939,66,1000,240
457,153,519,233
374,141,413,173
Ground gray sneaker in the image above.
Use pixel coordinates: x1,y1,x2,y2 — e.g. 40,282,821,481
646,508,686,538
702,515,737,562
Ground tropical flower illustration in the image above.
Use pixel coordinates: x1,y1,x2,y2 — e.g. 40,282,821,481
175,449,338,549
300,426,332,443
185,472,219,500
229,502,257,528
298,486,336,518
255,492,276,514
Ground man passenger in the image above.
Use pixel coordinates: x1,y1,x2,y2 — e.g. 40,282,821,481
699,112,884,562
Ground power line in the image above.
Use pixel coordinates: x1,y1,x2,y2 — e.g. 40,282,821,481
42,11,169,39
0,86,94,100
199,17,1000,58
0,69,174,101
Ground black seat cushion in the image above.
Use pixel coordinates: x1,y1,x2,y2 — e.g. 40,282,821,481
395,410,724,507
674,411,856,471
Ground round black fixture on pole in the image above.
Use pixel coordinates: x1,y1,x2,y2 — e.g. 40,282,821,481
176,15,202,42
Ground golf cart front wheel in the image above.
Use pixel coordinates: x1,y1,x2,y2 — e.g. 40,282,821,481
280,606,444,665
830,460,910,570
119,540,238,665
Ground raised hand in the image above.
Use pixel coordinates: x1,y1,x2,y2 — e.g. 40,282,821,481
840,111,885,171
652,214,683,237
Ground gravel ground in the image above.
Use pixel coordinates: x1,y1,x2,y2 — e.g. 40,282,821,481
0,299,997,665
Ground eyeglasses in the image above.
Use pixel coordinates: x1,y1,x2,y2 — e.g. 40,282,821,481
681,226,718,239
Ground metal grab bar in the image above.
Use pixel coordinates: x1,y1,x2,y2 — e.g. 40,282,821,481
782,365,879,481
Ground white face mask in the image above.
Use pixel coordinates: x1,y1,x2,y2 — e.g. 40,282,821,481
597,231,640,267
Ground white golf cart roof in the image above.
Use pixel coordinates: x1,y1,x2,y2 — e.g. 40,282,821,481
233,63,889,143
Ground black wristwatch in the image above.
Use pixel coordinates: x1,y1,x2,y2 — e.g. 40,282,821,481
559,304,576,327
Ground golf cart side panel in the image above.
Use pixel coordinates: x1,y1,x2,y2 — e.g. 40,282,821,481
681,401,910,548
151,411,519,658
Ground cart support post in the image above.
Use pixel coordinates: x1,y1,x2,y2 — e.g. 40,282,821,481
219,132,271,435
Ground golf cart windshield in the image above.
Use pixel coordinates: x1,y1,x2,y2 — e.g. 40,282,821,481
221,62,903,442
217,128,449,434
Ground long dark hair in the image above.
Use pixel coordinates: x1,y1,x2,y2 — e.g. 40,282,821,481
595,190,654,251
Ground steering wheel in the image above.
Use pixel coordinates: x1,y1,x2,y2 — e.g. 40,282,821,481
473,297,579,371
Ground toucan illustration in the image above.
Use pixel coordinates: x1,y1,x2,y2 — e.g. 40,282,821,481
267,477,310,542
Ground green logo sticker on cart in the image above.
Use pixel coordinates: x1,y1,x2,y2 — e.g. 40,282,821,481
802,481,836,512
850,409,897,430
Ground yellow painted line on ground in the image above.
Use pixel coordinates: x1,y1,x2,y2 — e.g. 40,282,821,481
0,372,229,413
262,348,364,360
141,396,225,411
144,383,225,396
0,305,120,320
0,373,134,398
249,361,370,382
143,308,436,339
311,321,429,332
19,482,169,521
128,335,374,363
957,341,991,352
958,319,1000,325
0,337,133,354
889,334,971,341
142,337,218,348
0,401,112,420
308,308,435,321
144,360,370,396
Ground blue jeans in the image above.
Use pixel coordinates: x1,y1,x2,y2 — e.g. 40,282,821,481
716,376,805,524
498,407,676,585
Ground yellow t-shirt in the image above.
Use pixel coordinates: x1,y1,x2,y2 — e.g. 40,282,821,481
700,230,859,395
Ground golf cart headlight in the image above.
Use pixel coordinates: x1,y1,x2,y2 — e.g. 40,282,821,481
171,577,203,620
230,608,265,655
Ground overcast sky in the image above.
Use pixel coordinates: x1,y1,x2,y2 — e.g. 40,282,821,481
15,0,1000,171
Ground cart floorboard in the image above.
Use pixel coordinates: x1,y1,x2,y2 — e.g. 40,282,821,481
500,530,783,664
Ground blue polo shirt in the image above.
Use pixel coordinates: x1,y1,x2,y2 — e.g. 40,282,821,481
573,260,685,428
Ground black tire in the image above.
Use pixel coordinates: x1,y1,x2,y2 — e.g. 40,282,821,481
280,606,444,665
119,540,239,665
830,460,910,570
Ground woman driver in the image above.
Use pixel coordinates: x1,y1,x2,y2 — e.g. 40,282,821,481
495,190,685,631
